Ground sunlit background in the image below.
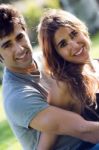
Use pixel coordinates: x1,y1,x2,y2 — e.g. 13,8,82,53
0,0,99,149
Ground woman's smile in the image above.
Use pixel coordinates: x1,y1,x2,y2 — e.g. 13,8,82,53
73,47,84,56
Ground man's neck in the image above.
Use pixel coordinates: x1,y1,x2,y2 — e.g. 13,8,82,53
7,61,38,74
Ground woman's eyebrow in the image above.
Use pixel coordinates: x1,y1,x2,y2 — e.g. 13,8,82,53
57,39,66,47
57,39,63,47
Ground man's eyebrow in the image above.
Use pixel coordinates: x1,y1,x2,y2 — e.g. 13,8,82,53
1,40,11,48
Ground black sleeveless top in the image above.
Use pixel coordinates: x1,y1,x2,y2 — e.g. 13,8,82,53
82,93,99,121
77,93,99,150
83,58,99,121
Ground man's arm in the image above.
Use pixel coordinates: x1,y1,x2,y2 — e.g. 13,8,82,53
29,106,99,143
37,133,57,150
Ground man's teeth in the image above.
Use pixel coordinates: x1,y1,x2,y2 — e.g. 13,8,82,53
75,48,83,56
17,52,27,59
19,53,26,59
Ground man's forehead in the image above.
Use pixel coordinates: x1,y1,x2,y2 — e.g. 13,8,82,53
0,24,25,47
1,22,23,37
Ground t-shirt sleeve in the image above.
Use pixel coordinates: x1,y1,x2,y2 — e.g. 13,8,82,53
5,84,49,128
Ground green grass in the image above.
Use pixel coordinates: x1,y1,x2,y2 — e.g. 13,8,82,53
0,120,21,150
0,87,21,150
0,33,99,150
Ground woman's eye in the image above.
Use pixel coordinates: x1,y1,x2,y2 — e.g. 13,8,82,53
60,40,67,48
71,30,78,38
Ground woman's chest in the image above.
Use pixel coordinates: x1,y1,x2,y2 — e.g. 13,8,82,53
48,80,82,113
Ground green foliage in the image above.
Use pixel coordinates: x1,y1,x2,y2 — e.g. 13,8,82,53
22,0,60,46
43,0,60,8
0,0,19,4
23,3,43,46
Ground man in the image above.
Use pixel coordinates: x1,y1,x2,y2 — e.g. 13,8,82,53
1,4,99,150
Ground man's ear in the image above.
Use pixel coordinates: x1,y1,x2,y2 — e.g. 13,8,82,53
0,55,4,63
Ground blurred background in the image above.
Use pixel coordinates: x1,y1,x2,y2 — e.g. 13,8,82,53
0,0,99,149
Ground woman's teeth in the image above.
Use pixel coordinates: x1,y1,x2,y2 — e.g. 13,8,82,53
74,48,83,56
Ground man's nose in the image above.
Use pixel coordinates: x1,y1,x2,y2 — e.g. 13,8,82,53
14,43,24,53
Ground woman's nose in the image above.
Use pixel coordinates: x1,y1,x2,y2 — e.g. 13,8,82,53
69,40,80,55
69,40,79,48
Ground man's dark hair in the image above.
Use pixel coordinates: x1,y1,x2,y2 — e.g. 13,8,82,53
0,4,26,38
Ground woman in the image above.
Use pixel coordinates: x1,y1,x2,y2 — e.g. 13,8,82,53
37,9,99,150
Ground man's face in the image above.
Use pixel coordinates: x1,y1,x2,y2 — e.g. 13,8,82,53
0,23,33,70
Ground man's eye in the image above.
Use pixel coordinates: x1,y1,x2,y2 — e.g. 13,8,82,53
4,43,12,49
60,40,67,48
16,33,24,41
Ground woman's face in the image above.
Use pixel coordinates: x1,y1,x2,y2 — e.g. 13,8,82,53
54,26,90,64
